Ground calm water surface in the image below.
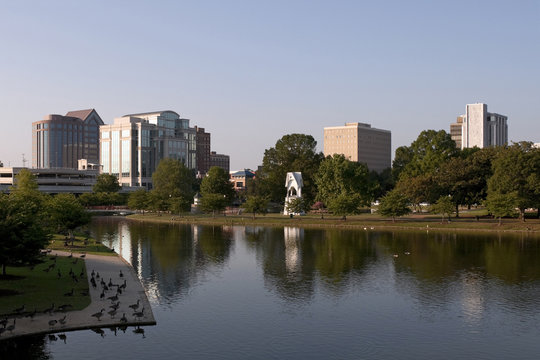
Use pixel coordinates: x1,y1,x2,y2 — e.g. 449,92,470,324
3,217,540,359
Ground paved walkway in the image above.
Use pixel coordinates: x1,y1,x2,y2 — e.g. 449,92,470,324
0,251,155,340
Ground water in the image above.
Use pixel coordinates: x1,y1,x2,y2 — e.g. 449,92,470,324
3,217,540,359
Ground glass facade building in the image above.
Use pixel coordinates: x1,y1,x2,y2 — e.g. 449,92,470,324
32,109,104,169
100,110,196,188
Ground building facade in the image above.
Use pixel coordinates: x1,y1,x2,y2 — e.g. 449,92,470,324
229,169,255,191
100,110,196,188
450,116,465,149
0,167,98,194
323,122,391,173
32,109,104,169
195,126,211,175
210,151,230,173
457,103,508,149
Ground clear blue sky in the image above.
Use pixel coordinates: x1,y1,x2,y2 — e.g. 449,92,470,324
1,0,538,169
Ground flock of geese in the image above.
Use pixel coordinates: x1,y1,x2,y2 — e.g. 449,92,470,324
0,252,148,340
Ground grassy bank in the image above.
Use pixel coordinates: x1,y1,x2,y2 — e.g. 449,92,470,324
127,211,540,234
47,234,116,256
0,255,90,317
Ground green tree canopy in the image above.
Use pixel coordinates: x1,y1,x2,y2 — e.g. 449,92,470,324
487,142,540,221
315,154,373,207
0,173,50,275
485,191,518,225
48,194,91,240
397,129,458,180
200,166,235,202
128,189,150,212
152,158,195,213
285,197,309,215
430,195,455,222
377,189,411,222
242,195,269,219
199,193,229,217
258,134,323,204
93,173,121,193
327,193,363,220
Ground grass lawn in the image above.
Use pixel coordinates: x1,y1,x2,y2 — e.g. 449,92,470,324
48,234,116,256
0,255,91,317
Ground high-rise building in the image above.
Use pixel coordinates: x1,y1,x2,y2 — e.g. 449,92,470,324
195,126,211,175
210,151,230,173
323,122,391,173
100,110,196,188
455,103,508,149
450,116,465,149
32,109,104,169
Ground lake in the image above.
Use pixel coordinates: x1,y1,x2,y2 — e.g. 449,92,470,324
3,217,540,359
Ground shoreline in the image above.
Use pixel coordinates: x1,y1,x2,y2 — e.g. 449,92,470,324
0,251,156,341
126,213,540,235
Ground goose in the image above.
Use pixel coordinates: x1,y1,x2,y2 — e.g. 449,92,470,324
91,309,105,321
107,294,119,302
119,270,124,278
129,299,140,311
57,304,72,312
58,315,67,326
68,252,73,258
91,269,95,277
80,253,86,258
48,319,57,328
119,279,127,290
108,309,117,319
120,313,128,323
133,307,145,319
109,301,120,310
100,291,105,300
58,333,67,343
108,278,113,287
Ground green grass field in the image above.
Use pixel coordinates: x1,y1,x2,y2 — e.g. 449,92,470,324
0,255,91,317
48,234,116,256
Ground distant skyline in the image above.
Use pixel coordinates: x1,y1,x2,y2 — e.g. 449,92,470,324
1,1,539,170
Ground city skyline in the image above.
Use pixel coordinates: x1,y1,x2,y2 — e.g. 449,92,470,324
1,1,539,170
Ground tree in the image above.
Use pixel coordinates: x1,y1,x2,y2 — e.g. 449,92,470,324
315,154,374,208
93,173,120,193
285,197,308,215
200,166,235,202
128,189,150,212
327,193,363,220
0,172,50,275
398,130,458,180
487,143,540,221
430,195,454,223
242,196,269,219
258,134,323,204
48,194,91,242
152,158,195,213
377,189,411,222
485,191,518,225
199,193,228,217
395,174,441,211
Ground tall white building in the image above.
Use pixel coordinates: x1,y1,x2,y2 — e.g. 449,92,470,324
458,103,508,149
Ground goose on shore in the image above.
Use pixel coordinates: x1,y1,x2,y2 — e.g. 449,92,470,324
91,309,105,321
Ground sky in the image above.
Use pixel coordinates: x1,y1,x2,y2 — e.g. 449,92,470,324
1,0,539,170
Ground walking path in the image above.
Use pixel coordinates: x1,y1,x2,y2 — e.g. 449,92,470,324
0,251,156,340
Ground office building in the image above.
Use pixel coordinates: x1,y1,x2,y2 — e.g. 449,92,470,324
450,116,465,149
195,126,211,175
456,103,508,149
100,110,196,188
210,151,230,173
323,122,391,173
32,109,104,169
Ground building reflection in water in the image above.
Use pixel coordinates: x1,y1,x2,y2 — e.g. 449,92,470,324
283,227,303,275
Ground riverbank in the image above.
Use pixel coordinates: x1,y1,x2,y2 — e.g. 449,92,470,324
127,212,540,234
0,251,155,341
